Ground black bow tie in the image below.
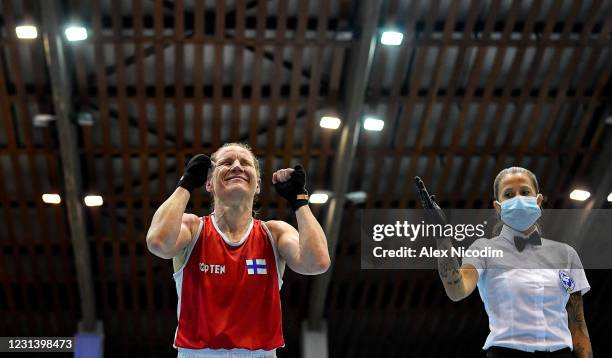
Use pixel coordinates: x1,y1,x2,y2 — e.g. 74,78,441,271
514,231,542,252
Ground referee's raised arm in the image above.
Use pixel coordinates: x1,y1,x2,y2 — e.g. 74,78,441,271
436,237,479,302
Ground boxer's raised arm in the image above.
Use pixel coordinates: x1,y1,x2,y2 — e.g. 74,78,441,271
146,188,200,259
270,165,330,275
268,208,330,275
146,154,211,259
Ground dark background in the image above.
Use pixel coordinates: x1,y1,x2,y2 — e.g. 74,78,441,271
0,0,611,357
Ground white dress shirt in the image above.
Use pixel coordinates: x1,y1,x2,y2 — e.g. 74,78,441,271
463,225,590,352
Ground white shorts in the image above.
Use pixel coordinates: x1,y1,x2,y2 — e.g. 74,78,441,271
177,348,277,358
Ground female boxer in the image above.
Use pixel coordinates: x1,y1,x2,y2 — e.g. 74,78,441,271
147,143,330,358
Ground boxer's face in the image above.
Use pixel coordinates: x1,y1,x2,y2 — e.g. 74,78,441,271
493,173,542,213
207,145,260,205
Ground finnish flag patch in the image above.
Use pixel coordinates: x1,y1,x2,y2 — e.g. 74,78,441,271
246,259,267,275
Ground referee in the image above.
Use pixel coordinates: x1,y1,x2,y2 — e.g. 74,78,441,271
436,167,592,358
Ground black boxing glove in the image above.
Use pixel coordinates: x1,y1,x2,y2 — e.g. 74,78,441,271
274,165,309,211
177,154,212,192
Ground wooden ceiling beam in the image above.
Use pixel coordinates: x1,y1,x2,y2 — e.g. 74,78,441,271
0,145,586,159
113,0,144,343
246,0,266,153
467,0,556,207
475,0,543,207
533,3,610,207
278,0,309,221
229,0,245,143
452,0,545,207
211,0,223,150
310,46,344,221
515,0,586,206
260,0,287,219
554,67,610,207
463,0,521,208
152,0,175,333
8,86,603,104
545,3,608,206
188,0,205,215
427,0,487,207
503,0,565,166
2,0,60,335
91,0,126,347
82,14,607,38
0,21,26,332
368,0,434,209
427,0,486,205
553,1,611,207
300,0,328,175
397,0,460,209
372,0,420,208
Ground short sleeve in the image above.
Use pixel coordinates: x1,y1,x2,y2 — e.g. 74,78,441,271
567,245,590,295
462,238,488,277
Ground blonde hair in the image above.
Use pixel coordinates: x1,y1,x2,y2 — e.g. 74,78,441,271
210,142,261,181
208,143,261,215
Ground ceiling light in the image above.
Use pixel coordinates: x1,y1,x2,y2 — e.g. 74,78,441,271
65,26,88,41
15,25,38,39
569,189,590,201
77,112,94,126
319,116,341,129
309,192,329,204
33,114,56,127
346,191,367,204
84,195,103,207
364,117,384,131
381,31,403,46
42,193,61,204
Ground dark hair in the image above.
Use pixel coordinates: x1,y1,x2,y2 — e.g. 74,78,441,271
493,166,539,201
492,167,542,236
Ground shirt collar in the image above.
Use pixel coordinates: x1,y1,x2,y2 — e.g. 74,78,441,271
500,224,538,242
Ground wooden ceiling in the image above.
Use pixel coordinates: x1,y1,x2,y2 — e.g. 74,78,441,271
0,0,611,357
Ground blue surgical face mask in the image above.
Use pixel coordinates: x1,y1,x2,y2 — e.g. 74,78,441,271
499,195,541,232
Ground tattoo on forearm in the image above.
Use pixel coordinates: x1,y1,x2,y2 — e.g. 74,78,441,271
573,345,593,358
567,293,592,358
437,238,461,286
439,260,461,283
567,293,586,325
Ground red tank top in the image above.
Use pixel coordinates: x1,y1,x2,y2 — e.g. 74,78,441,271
173,215,285,350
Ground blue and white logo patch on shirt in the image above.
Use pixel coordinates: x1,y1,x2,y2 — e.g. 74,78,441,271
246,259,267,275
559,271,575,292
